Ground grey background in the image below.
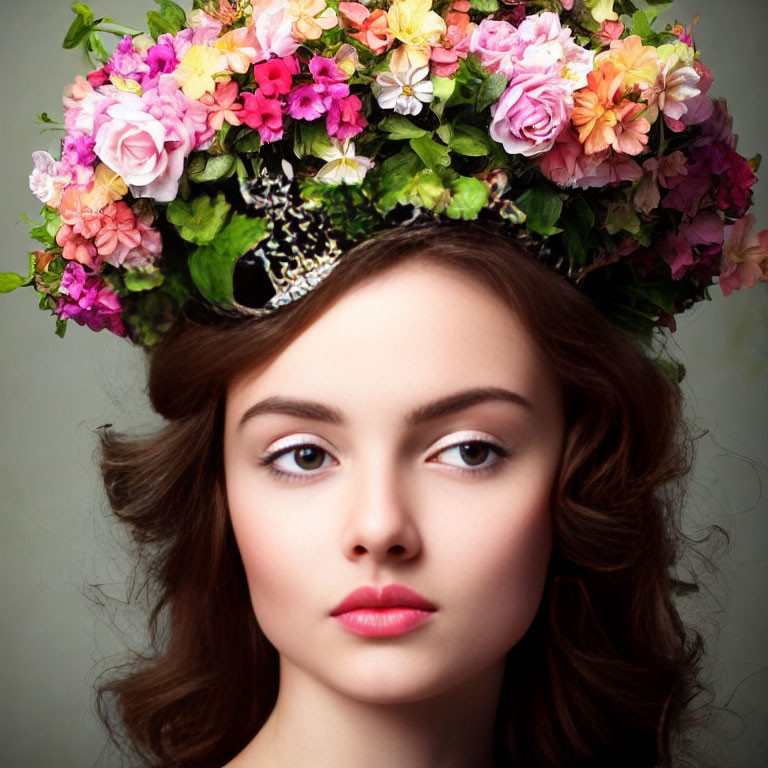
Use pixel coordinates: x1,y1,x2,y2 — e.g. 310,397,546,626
1,1,766,766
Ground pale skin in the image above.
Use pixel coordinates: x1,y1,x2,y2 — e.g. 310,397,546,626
223,261,565,768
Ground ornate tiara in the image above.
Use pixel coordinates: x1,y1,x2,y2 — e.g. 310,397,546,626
2,0,765,346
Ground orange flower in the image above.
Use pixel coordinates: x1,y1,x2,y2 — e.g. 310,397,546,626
599,35,659,91
572,61,624,155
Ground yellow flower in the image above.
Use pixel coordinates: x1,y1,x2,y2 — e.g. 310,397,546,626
387,0,446,48
174,45,226,100
109,75,142,96
287,0,338,42
82,164,128,211
599,35,660,91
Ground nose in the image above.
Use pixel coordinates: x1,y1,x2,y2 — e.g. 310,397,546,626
341,453,422,563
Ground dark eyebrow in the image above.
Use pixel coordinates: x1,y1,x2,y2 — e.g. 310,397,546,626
237,387,533,431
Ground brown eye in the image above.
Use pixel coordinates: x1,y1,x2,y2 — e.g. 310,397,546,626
293,446,326,470
458,442,491,466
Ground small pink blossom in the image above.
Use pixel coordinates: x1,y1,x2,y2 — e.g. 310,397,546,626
490,71,573,157
338,4,394,55
55,225,98,268
147,41,178,78
216,26,260,74
594,20,624,47
200,80,243,130
720,215,768,296
575,150,643,189
326,94,367,141
92,202,143,265
105,36,150,82
241,91,285,143
612,100,651,155
29,151,68,206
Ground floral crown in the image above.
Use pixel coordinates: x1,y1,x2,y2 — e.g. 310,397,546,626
2,0,766,347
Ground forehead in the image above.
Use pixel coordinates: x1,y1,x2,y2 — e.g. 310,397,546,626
226,260,558,423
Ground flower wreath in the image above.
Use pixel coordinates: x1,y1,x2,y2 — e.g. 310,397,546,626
1,0,766,348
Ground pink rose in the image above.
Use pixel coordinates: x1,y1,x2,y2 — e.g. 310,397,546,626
490,72,573,157
469,19,521,76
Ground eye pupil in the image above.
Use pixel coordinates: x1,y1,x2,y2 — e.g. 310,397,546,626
459,443,490,466
295,446,324,470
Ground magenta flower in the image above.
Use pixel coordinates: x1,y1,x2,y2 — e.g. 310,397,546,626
287,83,327,121
309,55,348,85
105,36,150,81
61,134,96,167
253,58,295,97
147,42,178,79
326,94,367,141
241,91,285,142
55,262,126,336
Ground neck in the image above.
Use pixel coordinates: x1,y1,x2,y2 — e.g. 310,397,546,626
230,656,506,768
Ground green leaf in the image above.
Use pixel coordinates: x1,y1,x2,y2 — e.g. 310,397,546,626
476,73,508,113
62,3,95,49
234,130,262,154
406,169,448,211
431,76,456,103
55,318,68,338
188,214,269,305
376,148,425,212
147,0,187,38
0,272,27,293
187,153,237,183
631,10,652,38
166,193,231,245
515,185,563,236
470,0,499,11
561,197,595,265
28,208,63,249
447,176,489,220
409,134,451,171
380,115,428,140
436,124,453,144
449,126,492,157
87,30,110,65
123,267,165,292
294,121,332,160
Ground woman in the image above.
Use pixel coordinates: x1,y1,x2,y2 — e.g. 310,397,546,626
97,223,704,767
2,0,765,765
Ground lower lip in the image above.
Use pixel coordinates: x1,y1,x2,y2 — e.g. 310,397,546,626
333,608,435,637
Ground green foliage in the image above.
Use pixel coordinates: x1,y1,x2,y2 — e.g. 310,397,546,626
294,121,333,159
409,134,451,171
123,267,165,293
147,0,187,39
26,209,63,250
189,214,269,305
447,176,489,220
62,3,95,49
560,197,595,266
449,125,493,157
476,74,507,113
470,0,499,12
376,148,425,212
515,184,563,236
187,153,237,183
0,253,36,294
380,115,429,140
167,193,232,245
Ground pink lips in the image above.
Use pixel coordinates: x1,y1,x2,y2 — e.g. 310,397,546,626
331,585,437,638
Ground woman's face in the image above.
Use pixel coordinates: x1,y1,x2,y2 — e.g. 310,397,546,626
224,260,564,704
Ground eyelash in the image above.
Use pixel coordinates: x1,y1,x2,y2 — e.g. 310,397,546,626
258,438,511,483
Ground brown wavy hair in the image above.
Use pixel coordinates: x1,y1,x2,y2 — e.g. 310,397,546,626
97,222,708,767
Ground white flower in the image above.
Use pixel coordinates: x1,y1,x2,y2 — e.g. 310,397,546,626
315,139,374,184
374,65,434,116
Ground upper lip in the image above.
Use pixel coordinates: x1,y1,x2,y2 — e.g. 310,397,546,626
331,585,437,615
